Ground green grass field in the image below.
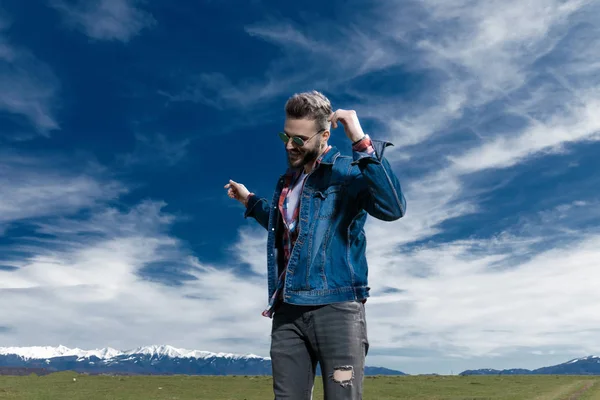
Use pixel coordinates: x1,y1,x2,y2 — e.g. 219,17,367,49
1,372,600,399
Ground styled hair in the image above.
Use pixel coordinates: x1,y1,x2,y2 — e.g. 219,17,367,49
284,90,332,130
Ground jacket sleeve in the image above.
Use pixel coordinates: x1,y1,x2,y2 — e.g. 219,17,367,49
350,135,406,221
243,194,270,230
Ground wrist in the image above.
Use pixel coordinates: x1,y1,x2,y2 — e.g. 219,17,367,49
352,134,374,154
352,134,366,144
244,193,255,207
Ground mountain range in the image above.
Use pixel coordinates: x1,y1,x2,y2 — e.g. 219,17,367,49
460,356,600,376
2,346,599,376
0,345,406,376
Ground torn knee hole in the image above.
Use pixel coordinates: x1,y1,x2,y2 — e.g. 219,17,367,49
330,366,354,387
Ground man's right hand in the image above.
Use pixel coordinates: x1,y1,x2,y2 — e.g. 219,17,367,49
224,180,252,206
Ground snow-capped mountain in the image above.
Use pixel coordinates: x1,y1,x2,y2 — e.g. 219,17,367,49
121,345,264,360
566,355,600,364
534,355,600,375
460,356,600,375
0,345,122,360
0,345,406,376
0,345,263,361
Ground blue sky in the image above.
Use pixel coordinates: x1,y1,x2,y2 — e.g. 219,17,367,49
1,0,600,375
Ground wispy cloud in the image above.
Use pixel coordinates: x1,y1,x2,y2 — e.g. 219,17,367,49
0,150,125,232
0,150,271,355
167,0,600,373
244,20,403,79
413,0,586,89
0,229,268,356
397,0,600,172
353,0,600,351
344,0,598,154
3,0,600,375
160,71,307,111
450,94,600,173
164,16,412,110
365,224,600,357
0,13,60,135
179,0,599,163
0,206,271,355
351,0,600,373
118,132,191,167
50,0,155,42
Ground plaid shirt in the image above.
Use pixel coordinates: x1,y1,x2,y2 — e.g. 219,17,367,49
262,136,375,318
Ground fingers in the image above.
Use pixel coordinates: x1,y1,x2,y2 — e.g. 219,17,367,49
227,187,238,199
226,180,239,189
329,111,338,129
329,109,358,129
329,109,350,129
225,180,244,201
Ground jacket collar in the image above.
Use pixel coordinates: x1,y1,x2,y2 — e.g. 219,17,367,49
317,145,340,165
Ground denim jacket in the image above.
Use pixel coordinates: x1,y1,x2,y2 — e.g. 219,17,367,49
244,138,406,306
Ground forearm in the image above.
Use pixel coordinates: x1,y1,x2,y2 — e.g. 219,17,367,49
244,194,270,229
352,136,406,221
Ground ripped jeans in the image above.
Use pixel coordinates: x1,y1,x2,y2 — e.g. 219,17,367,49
270,301,369,399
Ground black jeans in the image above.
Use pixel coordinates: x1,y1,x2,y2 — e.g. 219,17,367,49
270,300,370,399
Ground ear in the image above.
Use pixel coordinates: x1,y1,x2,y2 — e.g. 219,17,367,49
319,132,329,149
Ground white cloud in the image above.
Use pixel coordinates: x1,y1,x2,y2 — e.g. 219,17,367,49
346,80,469,151
402,0,600,173
188,0,599,165
414,0,585,90
3,0,600,376
3,190,599,373
335,194,600,374
450,94,600,173
148,0,600,373
50,0,155,42
1,146,599,374
245,20,403,80
364,231,600,356
0,152,125,229
0,13,60,134
164,17,412,110
0,227,271,355
0,157,271,356
201,0,600,374
344,0,598,156
230,226,268,277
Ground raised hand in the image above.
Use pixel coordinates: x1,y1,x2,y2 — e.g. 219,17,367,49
224,179,252,205
328,109,366,143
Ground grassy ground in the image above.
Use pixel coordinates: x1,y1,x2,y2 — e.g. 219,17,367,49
1,372,600,399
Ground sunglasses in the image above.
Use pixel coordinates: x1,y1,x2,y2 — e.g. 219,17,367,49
278,129,325,147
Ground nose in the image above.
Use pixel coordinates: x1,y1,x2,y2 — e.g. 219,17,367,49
285,139,295,151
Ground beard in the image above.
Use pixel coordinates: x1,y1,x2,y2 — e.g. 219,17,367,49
287,144,321,169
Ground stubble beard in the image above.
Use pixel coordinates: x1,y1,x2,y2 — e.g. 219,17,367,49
287,144,320,170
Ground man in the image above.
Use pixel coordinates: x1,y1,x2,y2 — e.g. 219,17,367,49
225,91,406,399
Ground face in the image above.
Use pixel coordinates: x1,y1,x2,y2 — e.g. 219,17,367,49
282,118,330,169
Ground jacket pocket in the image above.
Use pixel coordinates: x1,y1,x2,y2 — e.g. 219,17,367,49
313,185,343,219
